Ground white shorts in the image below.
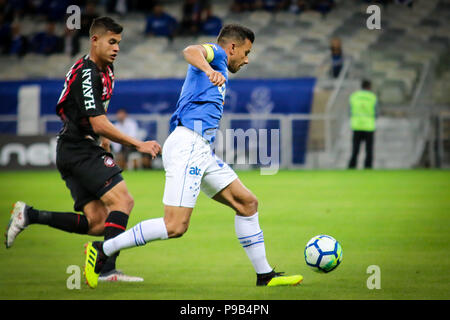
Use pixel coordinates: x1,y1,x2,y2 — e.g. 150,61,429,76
162,126,238,208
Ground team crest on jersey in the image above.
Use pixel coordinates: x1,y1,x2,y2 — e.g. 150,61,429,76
103,156,115,168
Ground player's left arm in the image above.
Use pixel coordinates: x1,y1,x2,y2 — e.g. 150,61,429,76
182,44,225,86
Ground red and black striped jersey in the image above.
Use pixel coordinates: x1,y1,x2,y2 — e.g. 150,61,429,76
56,55,114,142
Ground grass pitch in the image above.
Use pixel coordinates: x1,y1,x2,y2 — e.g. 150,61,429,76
0,169,449,300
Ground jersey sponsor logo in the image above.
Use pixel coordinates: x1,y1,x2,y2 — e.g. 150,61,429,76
81,68,96,110
188,166,201,176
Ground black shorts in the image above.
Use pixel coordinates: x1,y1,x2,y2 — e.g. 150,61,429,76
56,138,123,211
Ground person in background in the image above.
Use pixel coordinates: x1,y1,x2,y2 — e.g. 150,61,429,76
200,4,222,36
330,37,344,78
80,1,100,37
111,108,140,170
257,0,289,12
179,0,204,36
39,0,70,22
230,0,258,13
313,0,334,17
0,13,11,54
30,21,61,55
0,0,15,22
348,79,378,169
144,3,178,39
62,25,80,57
289,0,308,14
9,22,28,57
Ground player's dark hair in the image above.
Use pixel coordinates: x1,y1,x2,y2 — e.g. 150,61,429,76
217,24,255,45
89,16,123,37
362,79,371,90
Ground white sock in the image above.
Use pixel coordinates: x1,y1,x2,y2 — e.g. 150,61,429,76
235,212,272,274
103,217,168,256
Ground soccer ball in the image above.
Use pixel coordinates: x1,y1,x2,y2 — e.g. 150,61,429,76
304,235,343,273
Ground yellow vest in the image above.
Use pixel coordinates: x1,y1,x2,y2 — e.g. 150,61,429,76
349,90,377,131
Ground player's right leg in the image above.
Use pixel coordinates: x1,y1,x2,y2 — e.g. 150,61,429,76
211,178,303,287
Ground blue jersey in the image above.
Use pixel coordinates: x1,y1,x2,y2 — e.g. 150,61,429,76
169,43,228,143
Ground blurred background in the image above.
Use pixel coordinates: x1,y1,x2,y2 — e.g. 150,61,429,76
0,0,449,171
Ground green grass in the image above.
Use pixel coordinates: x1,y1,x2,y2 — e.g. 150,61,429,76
0,169,449,300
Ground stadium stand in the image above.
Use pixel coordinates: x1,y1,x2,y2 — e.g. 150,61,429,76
0,0,449,168
0,0,448,104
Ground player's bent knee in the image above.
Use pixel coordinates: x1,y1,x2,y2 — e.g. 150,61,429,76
239,195,258,216
83,201,109,235
165,222,189,238
124,193,134,213
115,190,134,213
163,206,192,238
107,192,134,214
248,195,258,212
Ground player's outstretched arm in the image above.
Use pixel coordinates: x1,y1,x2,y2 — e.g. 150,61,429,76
182,45,225,86
89,115,161,158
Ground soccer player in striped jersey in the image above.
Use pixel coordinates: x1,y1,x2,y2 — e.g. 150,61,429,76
5,17,161,283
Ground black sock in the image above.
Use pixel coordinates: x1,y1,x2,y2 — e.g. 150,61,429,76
101,211,129,274
27,207,89,234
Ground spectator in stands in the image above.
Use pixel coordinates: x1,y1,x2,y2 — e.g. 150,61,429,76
257,0,289,12
313,0,334,17
395,0,414,8
200,4,222,36
348,79,378,169
106,0,128,16
179,0,205,36
39,0,70,22
9,22,28,57
0,13,11,54
80,1,99,37
289,0,308,14
126,0,157,13
330,37,344,78
144,3,178,39
30,21,61,55
230,0,258,12
0,0,15,22
111,108,141,170
61,25,80,57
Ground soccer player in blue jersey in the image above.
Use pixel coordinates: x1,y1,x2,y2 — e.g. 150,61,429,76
84,24,303,288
